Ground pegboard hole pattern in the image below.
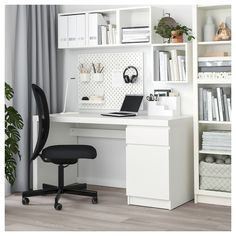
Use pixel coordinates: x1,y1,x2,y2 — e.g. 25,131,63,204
78,52,144,110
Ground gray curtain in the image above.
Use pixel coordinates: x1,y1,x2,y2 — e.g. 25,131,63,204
13,5,58,191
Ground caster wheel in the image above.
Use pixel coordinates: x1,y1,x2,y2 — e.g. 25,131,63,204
54,203,62,210
92,197,98,204
22,197,30,205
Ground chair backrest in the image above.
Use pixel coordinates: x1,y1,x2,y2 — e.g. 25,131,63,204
31,84,50,160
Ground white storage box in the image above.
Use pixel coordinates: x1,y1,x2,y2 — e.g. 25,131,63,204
148,96,180,116
199,161,231,192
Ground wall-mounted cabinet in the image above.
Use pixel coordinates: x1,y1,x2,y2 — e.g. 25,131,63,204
58,6,163,49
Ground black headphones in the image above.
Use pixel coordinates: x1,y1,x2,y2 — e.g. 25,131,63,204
123,66,138,84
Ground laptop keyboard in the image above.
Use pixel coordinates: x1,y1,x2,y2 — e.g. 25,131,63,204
111,112,133,115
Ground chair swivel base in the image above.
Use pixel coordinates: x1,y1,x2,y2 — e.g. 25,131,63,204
22,183,98,210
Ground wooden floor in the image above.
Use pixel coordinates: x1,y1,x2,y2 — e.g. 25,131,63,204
5,185,231,231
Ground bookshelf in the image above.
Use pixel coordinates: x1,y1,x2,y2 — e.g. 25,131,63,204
193,5,231,206
152,43,192,83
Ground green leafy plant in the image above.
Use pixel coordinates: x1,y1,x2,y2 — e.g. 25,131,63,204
171,24,195,41
154,23,195,42
5,82,24,185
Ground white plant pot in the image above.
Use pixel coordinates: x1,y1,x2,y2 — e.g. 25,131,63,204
5,179,11,197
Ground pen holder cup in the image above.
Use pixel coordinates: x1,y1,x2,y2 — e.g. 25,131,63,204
148,96,181,116
92,73,104,82
80,73,90,82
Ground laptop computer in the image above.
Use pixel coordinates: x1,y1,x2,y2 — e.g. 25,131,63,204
101,95,143,117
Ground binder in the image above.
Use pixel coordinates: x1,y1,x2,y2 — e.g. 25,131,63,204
88,13,107,46
76,14,86,47
170,50,185,81
68,15,77,48
58,15,68,48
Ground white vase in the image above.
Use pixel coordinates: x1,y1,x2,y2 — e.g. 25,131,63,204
5,179,11,197
203,16,215,42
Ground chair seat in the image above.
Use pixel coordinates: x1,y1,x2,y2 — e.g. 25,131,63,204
41,145,97,164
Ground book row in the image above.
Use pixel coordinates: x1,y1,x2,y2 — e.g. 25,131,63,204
154,49,186,81
199,87,231,122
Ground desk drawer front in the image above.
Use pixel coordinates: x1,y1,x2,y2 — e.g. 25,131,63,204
126,126,169,146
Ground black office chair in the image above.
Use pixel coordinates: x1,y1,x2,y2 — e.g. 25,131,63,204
22,84,98,210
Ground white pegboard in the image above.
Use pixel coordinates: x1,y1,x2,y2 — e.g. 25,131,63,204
78,52,143,110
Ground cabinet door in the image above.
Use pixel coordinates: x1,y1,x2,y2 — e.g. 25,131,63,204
126,145,169,200
58,15,68,48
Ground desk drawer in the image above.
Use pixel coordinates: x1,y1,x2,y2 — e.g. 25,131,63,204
126,126,169,146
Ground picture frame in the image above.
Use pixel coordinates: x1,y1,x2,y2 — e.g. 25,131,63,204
154,89,172,97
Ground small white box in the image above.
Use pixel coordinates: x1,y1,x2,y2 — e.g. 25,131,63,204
92,73,104,82
148,96,181,116
80,73,90,82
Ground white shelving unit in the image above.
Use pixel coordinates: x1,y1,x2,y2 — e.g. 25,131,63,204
58,5,194,85
152,42,192,83
193,4,231,206
58,6,163,48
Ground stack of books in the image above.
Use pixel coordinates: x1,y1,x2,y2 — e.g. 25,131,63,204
198,57,231,73
98,24,116,45
202,130,231,151
122,26,150,43
154,49,186,81
199,87,231,122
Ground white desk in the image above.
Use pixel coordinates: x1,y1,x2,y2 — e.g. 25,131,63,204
33,112,193,210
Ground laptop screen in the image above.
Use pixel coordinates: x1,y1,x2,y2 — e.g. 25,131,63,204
120,95,143,112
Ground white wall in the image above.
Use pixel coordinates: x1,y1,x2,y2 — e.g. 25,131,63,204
57,4,193,115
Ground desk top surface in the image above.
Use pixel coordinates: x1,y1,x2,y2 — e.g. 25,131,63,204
42,112,192,127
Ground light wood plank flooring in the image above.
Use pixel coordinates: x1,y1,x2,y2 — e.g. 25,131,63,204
5,185,231,231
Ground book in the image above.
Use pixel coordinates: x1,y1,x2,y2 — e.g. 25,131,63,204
227,98,231,121
101,25,107,45
170,50,185,81
154,50,160,81
112,27,116,44
181,58,186,81
212,96,216,121
159,52,165,81
223,94,229,121
203,89,208,121
88,13,107,46
159,51,170,81
199,88,204,120
216,87,224,121
199,66,231,72
177,56,186,81
214,98,220,121
169,59,174,82
207,89,213,121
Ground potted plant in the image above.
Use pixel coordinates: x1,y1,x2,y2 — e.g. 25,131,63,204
154,19,195,43
170,24,195,43
5,82,24,186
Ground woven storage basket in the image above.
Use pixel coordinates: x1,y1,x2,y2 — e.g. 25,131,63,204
199,161,231,192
